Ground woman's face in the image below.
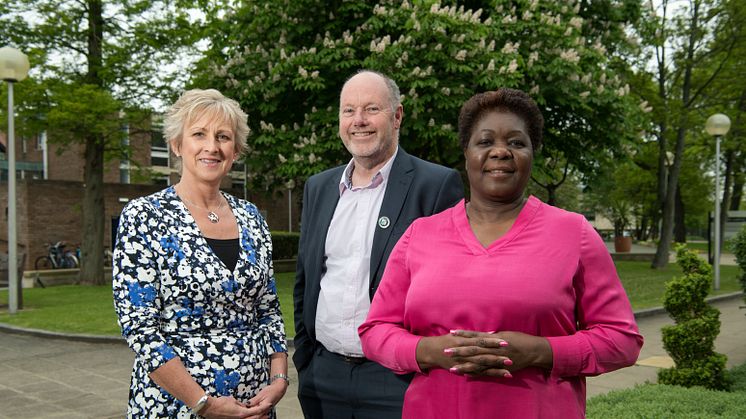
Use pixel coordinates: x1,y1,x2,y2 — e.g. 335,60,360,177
172,112,236,186
464,110,533,205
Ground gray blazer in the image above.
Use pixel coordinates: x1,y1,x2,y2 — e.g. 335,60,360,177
292,148,464,371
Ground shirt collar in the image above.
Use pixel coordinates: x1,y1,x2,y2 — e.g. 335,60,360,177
338,147,398,196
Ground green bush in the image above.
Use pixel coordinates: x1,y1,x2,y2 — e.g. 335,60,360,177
271,231,300,260
587,383,746,418
731,225,746,307
657,245,730,390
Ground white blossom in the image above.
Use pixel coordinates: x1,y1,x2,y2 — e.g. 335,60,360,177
502,15,515,24
560,49,580,64
579,91,590,98
278,154,287,163
441,124,452,131
298,66,308,78
487,59,495,71
487,40,495,51
441,87,451,96
527,51,539,66
501,42,520,54
428,118,435,127
455,49,467,61
311,71,319,79
596,85,605,94
569,17,583,29
530,85,540,95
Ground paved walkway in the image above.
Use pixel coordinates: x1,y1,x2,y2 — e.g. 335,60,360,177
1,295,744,418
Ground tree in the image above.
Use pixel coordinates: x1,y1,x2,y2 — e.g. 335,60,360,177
194,0,647,204
638,0,743,268
0,0,199,284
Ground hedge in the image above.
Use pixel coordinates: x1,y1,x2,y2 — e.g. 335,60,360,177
271,231,300,260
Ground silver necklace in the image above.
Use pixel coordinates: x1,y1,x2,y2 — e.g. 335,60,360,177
179,191,226,223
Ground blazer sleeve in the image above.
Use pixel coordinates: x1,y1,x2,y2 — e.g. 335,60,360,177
292,180,314,371
546,220,644,378
359,226,424,374
112,200,176,374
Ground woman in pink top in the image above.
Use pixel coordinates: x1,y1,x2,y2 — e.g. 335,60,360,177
359,88,643,418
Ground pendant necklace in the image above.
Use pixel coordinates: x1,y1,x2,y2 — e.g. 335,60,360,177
178,190,226,223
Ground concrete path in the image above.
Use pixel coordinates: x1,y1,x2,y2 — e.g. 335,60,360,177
1,295,744,418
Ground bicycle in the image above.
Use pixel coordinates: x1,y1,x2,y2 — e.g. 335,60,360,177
34,241,79,270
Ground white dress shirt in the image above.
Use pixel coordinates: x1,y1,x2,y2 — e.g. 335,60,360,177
315,151,397,357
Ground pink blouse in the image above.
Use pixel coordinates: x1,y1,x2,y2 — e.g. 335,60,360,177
359,197,643,418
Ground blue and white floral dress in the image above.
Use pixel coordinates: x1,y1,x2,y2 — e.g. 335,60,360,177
112,186,287,418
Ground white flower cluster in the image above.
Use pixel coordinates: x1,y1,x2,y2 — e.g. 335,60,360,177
639,100,653,113
370,35,391,53
342,30,354,45
499,59,518,74
441,87,451,96
527,52,539,67
454,49,467,61
560,49,580,64
569,17,583,30
501,41,520,54
260,121,276,133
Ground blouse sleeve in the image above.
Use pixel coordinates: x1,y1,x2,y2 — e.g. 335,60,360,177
359,226,423,374
248,205,287,356
112,199,177,373
546,220,644,378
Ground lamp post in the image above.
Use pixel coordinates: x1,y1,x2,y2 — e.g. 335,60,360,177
705,113,731,291
0,46,30,314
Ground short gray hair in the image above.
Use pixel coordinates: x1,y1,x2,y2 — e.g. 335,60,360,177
163,89,250,158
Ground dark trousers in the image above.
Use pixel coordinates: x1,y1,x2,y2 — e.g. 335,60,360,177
297,346,411,419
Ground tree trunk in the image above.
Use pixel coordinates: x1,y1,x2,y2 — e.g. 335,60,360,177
546,185,557,206
674,184,686,243
731,154,744,210
80,136,105,285
79,0,105,283
652,0,700,268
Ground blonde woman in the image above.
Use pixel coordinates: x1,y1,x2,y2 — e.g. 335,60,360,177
113,89,288,418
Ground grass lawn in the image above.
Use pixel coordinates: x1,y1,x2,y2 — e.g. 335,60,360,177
0,261,742,337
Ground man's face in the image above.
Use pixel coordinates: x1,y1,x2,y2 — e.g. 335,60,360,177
338,72,402,169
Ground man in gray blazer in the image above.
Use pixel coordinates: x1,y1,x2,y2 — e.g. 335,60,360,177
293,70,464,418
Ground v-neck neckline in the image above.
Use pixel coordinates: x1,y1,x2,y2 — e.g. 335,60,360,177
168,186,243,276
454,196,541,255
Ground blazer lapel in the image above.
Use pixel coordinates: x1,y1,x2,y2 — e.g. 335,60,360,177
308,169,344,302
369,150,414,286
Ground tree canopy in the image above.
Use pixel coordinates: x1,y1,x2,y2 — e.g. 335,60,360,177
194,0,647,204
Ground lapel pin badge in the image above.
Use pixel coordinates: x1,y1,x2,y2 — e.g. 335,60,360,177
378,216,391,229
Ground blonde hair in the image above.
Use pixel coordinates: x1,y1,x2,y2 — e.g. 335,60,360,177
164,89,250,158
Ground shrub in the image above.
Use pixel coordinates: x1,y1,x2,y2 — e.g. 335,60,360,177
587,383,746,418
731,225,746,308
271,231,300,260
657,245,730,390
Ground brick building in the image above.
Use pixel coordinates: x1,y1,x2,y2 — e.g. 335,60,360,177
0,123,300,271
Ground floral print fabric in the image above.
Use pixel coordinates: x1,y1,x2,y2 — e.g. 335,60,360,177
113,186,287,418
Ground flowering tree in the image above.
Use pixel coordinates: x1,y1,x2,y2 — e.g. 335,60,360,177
196,0,647,203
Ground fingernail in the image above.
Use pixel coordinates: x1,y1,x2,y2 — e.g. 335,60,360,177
450,329,458,335
504,359,513,366
487,330,496,334
504,372,513,378
449,367,460,374
499,341,509,347
443,348,454,355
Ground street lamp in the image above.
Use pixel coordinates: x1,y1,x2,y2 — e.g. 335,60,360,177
0,46,30,314
705,113,731,291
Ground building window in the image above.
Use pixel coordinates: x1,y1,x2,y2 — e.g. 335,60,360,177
120,163,130,184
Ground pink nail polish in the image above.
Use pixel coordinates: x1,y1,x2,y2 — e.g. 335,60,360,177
443,348,454,355
504,372,513,378
487,330,496,334
449,367,459,373
450,329,458,335
499,341,509,347
504,359,513,366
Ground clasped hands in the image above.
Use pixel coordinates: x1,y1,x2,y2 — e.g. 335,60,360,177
199,379,287,419
415,330,553,378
